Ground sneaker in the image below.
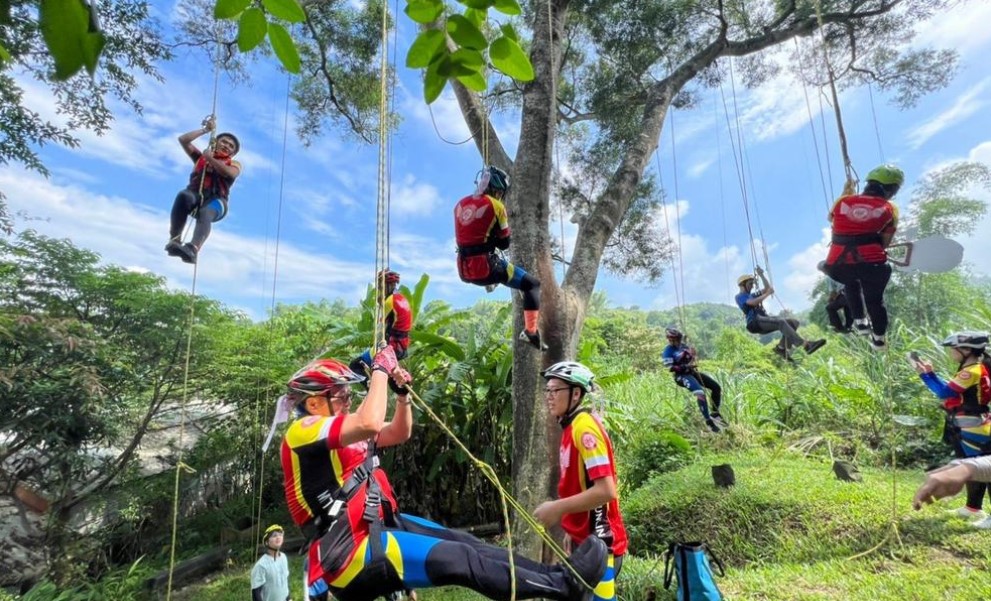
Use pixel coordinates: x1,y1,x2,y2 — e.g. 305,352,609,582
177,242,198,264
484,283,498,293
564,537,608,601
518,329,548,351
870,334,886,350
946,506,985,520
705,418,721,433
972,516,991,530
804,339,827,355
772,346,794,362
165,238,184,257
853,321,871,336
711,413,728,428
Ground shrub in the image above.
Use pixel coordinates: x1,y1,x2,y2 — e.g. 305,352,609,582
623,429,693,491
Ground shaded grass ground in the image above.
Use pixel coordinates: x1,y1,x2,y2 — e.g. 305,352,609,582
177,451,991,601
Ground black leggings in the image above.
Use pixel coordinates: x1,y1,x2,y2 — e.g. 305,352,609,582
322,513,583,601
826,292,853,331
826,262,891,336
169,189,221,248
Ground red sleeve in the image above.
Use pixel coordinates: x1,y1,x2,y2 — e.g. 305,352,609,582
326,415,345,449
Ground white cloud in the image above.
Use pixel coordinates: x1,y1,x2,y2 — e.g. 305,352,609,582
914,2,991,60
391,174,443,215
906,78,990,149
400,85,472,144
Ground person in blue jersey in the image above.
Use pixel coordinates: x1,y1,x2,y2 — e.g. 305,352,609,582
735,267,826,360
661,327,725,433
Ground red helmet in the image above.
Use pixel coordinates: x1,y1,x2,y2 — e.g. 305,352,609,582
287,359,365,398
378,270,400,285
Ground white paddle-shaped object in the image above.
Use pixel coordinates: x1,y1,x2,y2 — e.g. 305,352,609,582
888,235,964,273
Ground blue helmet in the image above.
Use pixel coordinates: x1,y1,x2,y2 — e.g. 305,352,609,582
485,166,510,195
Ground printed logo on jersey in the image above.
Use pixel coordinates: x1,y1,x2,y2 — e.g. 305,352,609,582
581,433,598,450
302,416,322,427
840,202,886,222
560,442,571,470
959,371,973,380
458,205,489,225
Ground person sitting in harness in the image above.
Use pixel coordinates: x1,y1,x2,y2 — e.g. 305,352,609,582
662,327,726,433
350,270,412,379
817,261,853,334
165,116,242,265
822,164,902,350
735,267,826,360
278,347,608,601
454,165,546,351
912,331,991,529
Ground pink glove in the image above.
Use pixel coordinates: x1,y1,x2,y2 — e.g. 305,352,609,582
371,345,399,374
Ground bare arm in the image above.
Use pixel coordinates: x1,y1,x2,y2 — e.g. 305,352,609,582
377,393,413,447
339,370,389,447
533,477,617,528
200,152,241,180
178,118,214,160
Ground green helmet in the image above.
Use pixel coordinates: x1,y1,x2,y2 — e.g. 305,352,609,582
542,361,595,393
866,164,904,187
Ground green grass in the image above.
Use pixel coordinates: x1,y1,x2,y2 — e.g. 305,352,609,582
170,451,991,601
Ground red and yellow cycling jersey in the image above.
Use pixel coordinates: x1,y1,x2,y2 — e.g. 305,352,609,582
384,293,411,337
558,410,628,556
943,363,991,412
826,194,898,265
454,194,510,250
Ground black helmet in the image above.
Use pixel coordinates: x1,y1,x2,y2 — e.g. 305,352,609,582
485,166,510,194
665,327,683,339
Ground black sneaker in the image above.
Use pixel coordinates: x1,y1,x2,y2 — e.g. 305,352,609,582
177,242,198,264
804,339,826,355
711,413,728,428
518,329,548,351
705,418,721,433
165,238,184,257
772,346,794,362
853,322,871,336
564,537,608,601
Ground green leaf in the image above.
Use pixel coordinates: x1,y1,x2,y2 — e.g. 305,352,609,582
446,14,487,51
214,0,252,19
237,8,267,52
39,0,105,81
492,0,521,15
499,23,519,42
449,47,484,72
489,35,533,81
0,44,9,64
268,22,300,73
404,0,443,24
406,29,446,69
456,71,487,92
424,57,448,103
262,0,305,22
460,0,495,8
464,8,485,29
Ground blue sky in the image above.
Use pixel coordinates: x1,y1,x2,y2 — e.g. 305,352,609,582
4,1,991,319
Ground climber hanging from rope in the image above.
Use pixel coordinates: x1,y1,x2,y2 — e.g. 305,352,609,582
662,328,726,433
165,116,242,265
350,269,413,378
274,348,608,601
454,165,546,351
735,267,826,361
821,164,902,350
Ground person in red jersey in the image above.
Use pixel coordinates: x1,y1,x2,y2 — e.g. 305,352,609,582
350,270,413,379
454,165,546,351
165,116,242,265
822,164,902,350
535,361,627,601
279,347,608,601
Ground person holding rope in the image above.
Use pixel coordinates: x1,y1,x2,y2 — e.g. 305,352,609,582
165,116,242,264
350,270,413,378
911,332,991,528
822,165,902,350
735,267,826,360
662,328,725,433
454,165,546,351
278,347,608,601
534,361,627,601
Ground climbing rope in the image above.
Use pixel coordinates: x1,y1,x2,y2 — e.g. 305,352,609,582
165,34,224,601
866,81,886,162
666,112,688,332
794,39,833,213
712,88,733,298
717,65,759,270
654,149,685,331
814,0,858,194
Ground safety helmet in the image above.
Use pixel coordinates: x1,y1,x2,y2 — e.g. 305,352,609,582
542,361,595,393
941,331,990,351
263,524,284,544
216,132,240,155
665,327,683,339
377,270,400,285
737,274,755,286
287,358,365,399
486,165,510,194
865,164,904,187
